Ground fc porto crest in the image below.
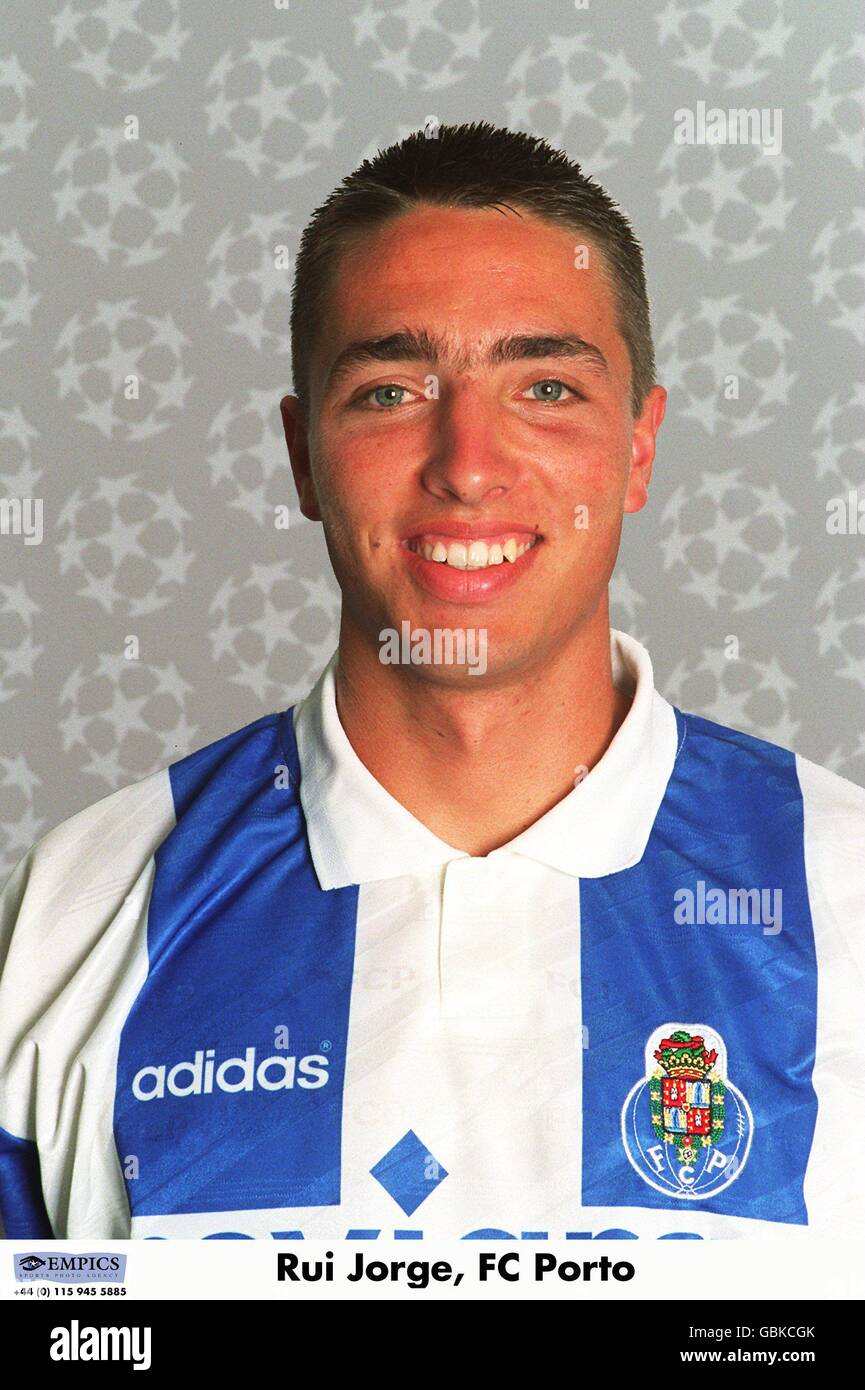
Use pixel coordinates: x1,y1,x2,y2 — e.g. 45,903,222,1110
621,1024,752,1200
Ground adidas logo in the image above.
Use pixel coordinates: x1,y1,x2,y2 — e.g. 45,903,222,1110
132,1046,330,1101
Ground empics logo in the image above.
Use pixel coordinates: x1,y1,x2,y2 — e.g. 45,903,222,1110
132,1046,330,1101
14,1252,126,1283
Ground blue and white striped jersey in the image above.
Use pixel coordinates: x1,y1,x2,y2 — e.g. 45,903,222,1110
1,631,863,1240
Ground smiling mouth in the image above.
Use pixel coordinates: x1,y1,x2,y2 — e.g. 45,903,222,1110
404,534,541,570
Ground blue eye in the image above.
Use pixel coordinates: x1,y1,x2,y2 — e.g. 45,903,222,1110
528,379,571,402
369,384,409,408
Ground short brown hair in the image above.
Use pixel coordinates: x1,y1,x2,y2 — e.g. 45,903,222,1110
290,120,656,419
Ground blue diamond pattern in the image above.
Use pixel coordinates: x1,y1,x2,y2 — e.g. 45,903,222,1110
370,1130,448,1216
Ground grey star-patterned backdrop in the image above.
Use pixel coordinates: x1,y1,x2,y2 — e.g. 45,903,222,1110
1,0,863,877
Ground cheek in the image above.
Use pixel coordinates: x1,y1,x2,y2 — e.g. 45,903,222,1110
313,448,399,557
546,427,631,514
315,440,371,517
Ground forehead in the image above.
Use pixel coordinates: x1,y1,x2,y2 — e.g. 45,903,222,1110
319,203,627,368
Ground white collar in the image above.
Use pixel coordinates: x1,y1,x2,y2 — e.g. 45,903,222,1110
293,629,680,889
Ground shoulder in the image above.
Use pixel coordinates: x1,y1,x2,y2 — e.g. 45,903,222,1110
0,765,175,936
794,750,865,837
794,752,865,952
671,707,865,934
164,708,296,819
665,709,805,838
0,707,295,950
675,708,799,770
673,703,865,822
0,764,178,1113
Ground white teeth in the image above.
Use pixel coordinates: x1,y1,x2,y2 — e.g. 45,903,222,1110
411,536,537,569
467,540,488,570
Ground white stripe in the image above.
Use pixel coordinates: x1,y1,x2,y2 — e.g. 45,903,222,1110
797,752,865,1234
0,768,176,1237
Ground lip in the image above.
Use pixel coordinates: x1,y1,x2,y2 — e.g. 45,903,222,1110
399,530,542,603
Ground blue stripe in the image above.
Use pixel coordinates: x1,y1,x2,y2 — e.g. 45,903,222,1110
0,1124,53,1237
113,709,359,1218
581,709,818,1223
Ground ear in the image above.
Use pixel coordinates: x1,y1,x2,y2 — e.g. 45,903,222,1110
623,384,666,514
280,395,322,522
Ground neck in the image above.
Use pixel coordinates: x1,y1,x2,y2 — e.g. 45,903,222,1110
332,605,632,856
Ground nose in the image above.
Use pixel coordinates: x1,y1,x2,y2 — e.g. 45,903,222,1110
420,378,518,506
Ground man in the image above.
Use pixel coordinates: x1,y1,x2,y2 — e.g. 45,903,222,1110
1,123,863,1240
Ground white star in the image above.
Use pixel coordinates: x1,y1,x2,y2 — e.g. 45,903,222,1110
296,53,342,99
148,138,188,181
91,0,140,45
152,547,195,587
815,608,848,656
77,396,118,439
351,2,382,46
51,3,82,48
0,753,41,796
59,706,92,751
82,745,126,788
392,0,444,43
0,109,37,155
73,221,118,262
148,488,192,527
210,614,244,661
147,314,189,355
225,133,270,177
70,48,114,88
204,89,237,136
299,108,345,150
148,18,191,66
246,73,292,129
151,365,193,416
231,656,275,703
75,571,124,613
96,298,137,334
600,49,642,88
1,633,43,679
2,807,46,859
450,19,491,63
152,661,195,704
677,217,725,261
148,192,191,239
96,687,152,741
656,0,684,44
373,48,417,89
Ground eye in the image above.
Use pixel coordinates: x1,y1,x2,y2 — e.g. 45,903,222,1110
361,383,416,409
522,378,580,403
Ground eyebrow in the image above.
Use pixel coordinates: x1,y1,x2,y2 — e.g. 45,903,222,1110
324,329,609,392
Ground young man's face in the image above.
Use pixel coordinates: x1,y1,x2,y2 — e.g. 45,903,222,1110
282,203,666,683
